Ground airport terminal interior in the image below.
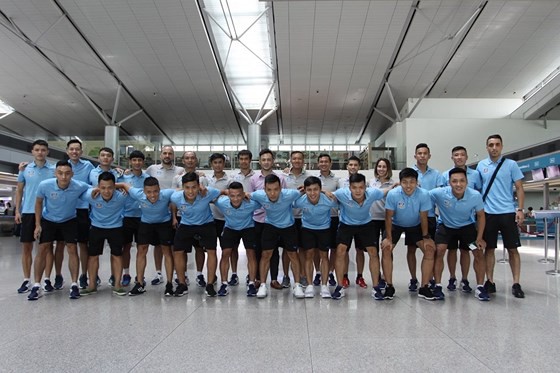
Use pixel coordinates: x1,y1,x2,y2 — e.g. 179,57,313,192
1,0,560,372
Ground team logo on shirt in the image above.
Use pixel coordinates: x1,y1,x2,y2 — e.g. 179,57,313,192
483,168,488,173
49,192,59,199
180,205,187,211
26,170,35,177
141,202,149,208
397,201,405,209
263,203,270,209
95,202,103,209
444,199,452,208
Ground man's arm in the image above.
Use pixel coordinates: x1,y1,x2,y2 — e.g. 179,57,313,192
34,197,43,240
514,179,525,225
15,182,24,224
475,209,486,250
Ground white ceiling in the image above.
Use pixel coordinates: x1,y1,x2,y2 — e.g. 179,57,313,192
0,0,559,147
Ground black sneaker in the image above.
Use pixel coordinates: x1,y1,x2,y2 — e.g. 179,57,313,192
79,274,88,289
228,274,239,286
69,285,81,299
384,285,395,300
164,282,174,297
461,279,473,293
108,275,115,287
135,276,147,288
418,285,435,300
512,283,525,298
447,278,457,291
28,285,41,300
18,280,30,294
484,280,496,294
313,273,321,286
247,283,257,297
328,273,337,287
206,284,217,297
54,275,64,290
217,283,229,296
378,277,387,290
129,283,145,296
196,274,207,287
408,278,419,292
43,279,54,292
175,283,188,297
433,285,445,300
428,278,436,290
331,285,345,300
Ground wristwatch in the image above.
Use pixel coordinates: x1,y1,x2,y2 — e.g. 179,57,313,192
422,234,431,239
517,208,524,213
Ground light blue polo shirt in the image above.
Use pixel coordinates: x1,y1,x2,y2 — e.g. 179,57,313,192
81,188,127,228
412,165,442,218
476,157,524,214
128,187,174,224
293,193,338,230
215,196,261,230
385,186,432,228
250,189,301,228
430,186,484,228
119,172,149,218
441,167,482,191
69,159,94,209
89,166,121,187
17,161,56,214
334,187,384,225
171,187,221,226
36,179,90,222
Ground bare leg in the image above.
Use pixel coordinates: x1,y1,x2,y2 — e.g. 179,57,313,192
366,247,380,287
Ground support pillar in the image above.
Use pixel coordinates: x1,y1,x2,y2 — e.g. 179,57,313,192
105,125,119,165
248,123,261,169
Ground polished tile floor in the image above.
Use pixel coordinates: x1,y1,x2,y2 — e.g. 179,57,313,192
1,235,560,372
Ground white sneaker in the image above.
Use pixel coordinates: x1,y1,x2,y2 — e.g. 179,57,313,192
320,285,331,298
304,284,314,298
293,283,305,299
257,283,268,298
151,272,163,286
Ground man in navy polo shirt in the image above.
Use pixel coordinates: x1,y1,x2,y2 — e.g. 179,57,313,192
331,173,385,300
29,161,90,301
430,168,488,301
214,181,261,296
476,134,525,298
80,172,127,296
381,168,435,301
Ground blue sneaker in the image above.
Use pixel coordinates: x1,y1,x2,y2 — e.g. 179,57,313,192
447,278,457,291
217,283,229,296
43,279,54,292
227,274,239,286
18,280,30,294
122,274,131,287
328,273,337,287
79,274,88,289
151,272,163,286
313,273,321,286
247,284,257,297
69,285,81,299
433,285,445,300
378,278,387,290
408,278,419,292
28,286,42,301
54,275,64,290
331,285,345,300
372,286,384,300
475,286,490,301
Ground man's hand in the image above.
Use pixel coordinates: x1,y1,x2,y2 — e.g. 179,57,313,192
19,162,29,171
515,210,525,225
381,238,392,251
34,226,42,241
15,212,22,224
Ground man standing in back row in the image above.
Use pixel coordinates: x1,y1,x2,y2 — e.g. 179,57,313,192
476,134,525,298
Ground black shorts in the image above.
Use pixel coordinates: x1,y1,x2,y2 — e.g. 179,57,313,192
294,218,303,247
254,221,265,251
40,218,78,244
328,216,339,250
390,224,423,246
89,226,124,256
174,222,217,252
20,213,36,243
370,220,385,248
483,213,521,249
137,221,174,247
76,208,91,243
301,227,331,251
261,223,298,252
428,216,437,239
221,227,256,250
214,219,225,247
435,223,477,250
337,221,377,248
123,217,141,244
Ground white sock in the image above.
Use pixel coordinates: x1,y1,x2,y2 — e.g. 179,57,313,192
123,268,129,275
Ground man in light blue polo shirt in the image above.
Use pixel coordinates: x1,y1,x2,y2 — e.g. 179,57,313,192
28,161,90,301
431,168,488,301
293,176,338,298
171,172,222,297
441,145,483,292
119,177,176,297
250,173,303,299
80,172,127,296
476,134,525,298
331,173,385,300
410,143,442,292
215,181,261,296
15,139,56,294
381,168,436,301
